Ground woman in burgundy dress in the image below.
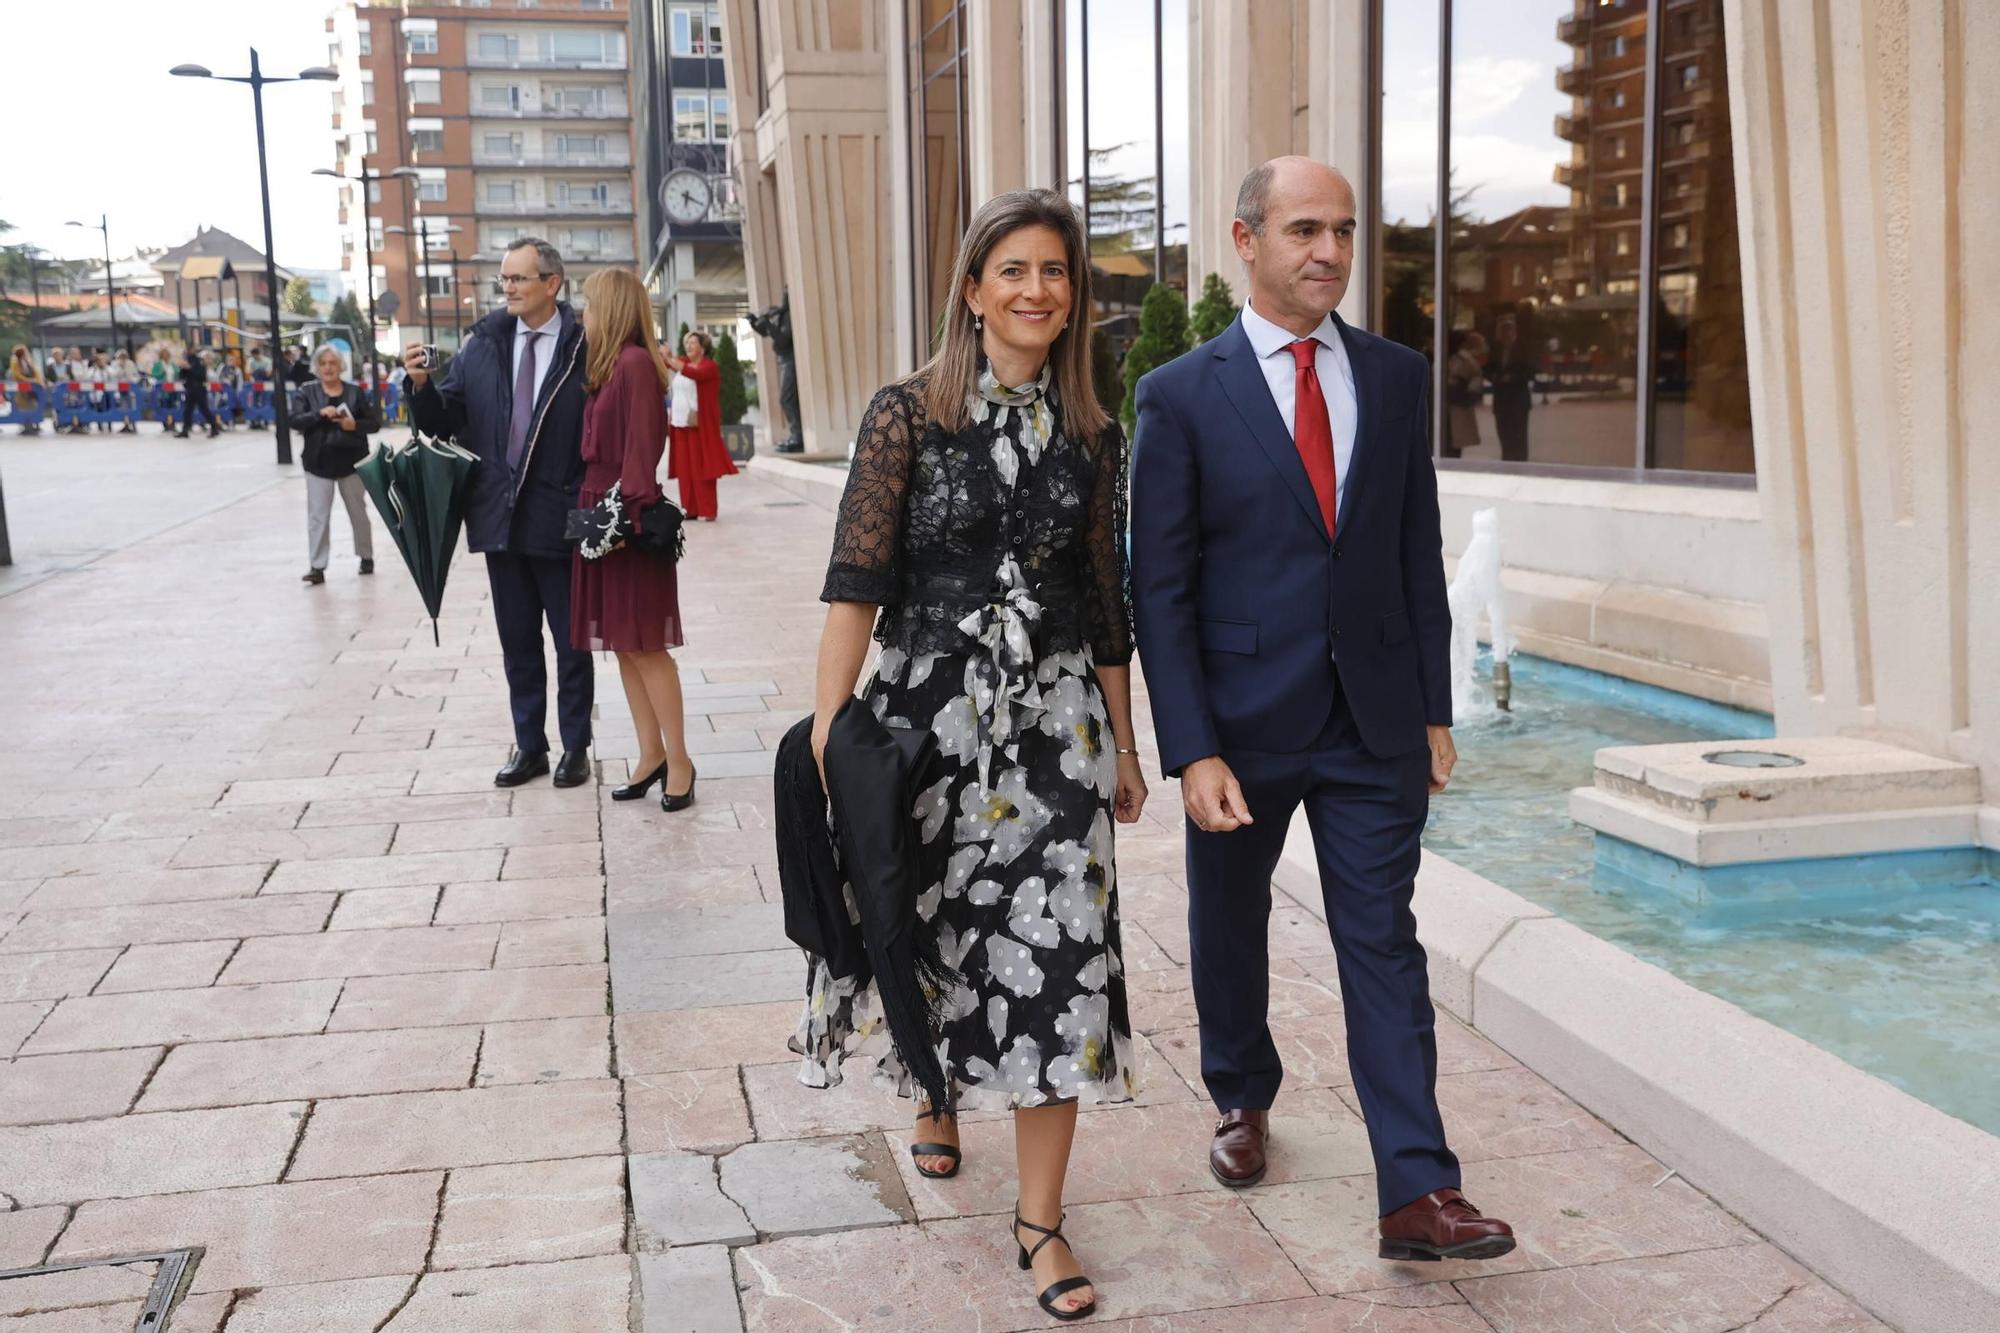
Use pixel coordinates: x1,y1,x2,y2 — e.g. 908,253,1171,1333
662,331,737,521
571,268,698,811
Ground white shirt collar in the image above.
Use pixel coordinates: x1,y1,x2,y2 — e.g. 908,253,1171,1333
1241,300,1340,361
517,308,562,340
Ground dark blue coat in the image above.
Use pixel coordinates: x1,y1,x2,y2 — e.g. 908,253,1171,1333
410,304,588,558
1130,312,1451,775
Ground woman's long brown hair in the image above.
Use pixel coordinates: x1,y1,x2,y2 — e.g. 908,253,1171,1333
917,189,1110,442
581,268,670,394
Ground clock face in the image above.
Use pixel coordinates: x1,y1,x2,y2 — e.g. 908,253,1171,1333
663,170,712,224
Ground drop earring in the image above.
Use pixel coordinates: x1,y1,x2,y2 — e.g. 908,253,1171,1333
974,313,983,332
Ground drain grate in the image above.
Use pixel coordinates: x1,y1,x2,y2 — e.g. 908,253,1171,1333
0,1249,202,1330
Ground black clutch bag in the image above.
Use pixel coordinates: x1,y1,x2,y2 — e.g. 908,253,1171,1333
564,481,686,562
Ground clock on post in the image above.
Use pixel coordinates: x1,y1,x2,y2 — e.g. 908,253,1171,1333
662,169,713,225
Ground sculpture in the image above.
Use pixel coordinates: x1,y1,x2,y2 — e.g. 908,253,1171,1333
747,289,803,454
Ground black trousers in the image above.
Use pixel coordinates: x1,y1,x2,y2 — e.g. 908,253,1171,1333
486,550,594,754
1184,687,1460,1215
180,391,220,432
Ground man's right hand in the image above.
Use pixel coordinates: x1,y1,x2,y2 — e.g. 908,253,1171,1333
1181,755,1253,834
401,344,430,389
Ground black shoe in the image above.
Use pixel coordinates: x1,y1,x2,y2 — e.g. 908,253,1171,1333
495,748,551,787
611,759,668,801
358,558,374,575
1012,1209,1096,1322
909,1111,961,1179
173,431,189,438
552,750,592,788
301,569,325,585
659,763,698,812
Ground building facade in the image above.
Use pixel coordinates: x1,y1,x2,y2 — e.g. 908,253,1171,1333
631,0,748,337
722,0,1995,790
328,0,640,351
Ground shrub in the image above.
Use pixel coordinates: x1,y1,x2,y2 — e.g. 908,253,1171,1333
1120,282,1191,431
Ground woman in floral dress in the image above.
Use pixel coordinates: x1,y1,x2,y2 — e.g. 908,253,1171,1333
797,189,1147,1322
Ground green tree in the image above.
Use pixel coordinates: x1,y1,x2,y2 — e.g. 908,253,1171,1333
327,292,376,363
1120,281,1191,431
1089,328,1120,417
1189,271,1235,343
282,276,317,316
715,331,748,426
1074,144,1157,255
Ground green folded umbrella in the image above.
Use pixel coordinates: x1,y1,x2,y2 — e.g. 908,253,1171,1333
355,432,480,646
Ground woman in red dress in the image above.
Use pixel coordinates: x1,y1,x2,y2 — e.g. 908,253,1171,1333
571,268,697,811
662,331,738,521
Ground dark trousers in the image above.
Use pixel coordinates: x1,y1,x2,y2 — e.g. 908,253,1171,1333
180,391,220,433
485,550,593,754
1184,687,1460,1215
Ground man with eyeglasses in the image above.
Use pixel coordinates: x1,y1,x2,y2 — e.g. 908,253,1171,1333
406,236,595,790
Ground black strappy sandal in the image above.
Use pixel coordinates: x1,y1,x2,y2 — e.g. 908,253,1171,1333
908,1113,960,1180
1012,1208,1097,1322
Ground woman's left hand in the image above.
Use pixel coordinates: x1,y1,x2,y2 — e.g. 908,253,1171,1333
1113,751,1148,824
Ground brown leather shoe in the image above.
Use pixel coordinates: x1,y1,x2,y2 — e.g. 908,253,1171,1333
1208,1109,1269,1187
1378,1188,1517,1262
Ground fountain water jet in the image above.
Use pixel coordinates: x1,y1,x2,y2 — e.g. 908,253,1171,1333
1447,507,1514,722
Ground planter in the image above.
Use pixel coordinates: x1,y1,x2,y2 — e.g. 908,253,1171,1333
721,422,756,464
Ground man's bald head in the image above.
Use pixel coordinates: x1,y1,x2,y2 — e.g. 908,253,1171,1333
1235,157,1354,236
1231,157,1358,333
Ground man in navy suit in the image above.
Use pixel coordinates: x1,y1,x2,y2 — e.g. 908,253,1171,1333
1131,157,1515,1261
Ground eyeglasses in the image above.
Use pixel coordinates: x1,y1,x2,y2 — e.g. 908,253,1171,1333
498,272,557,287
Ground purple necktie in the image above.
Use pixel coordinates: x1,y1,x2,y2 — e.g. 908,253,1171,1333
507,330,541,470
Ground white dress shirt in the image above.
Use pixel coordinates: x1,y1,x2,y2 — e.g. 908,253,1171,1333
511,309,562,405
1240,300,1357,520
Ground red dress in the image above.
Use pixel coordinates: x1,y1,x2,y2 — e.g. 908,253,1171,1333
667,356,738,519
571,343,683,652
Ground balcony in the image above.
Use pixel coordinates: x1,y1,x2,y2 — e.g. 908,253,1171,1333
1554,109,1590,141
477,199,635,218
471,96,631,121
1556,55,1591,95
473,150,633,168
467,54,627,72
1554,161,1580,188
1556,12,1586,45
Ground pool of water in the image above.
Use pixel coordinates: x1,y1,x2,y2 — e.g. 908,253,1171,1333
1426,652,2000,1136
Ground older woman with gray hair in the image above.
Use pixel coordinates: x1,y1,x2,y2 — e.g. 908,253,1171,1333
290,344,379,586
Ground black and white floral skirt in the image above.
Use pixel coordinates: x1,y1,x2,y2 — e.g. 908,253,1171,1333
790,643,1137,1111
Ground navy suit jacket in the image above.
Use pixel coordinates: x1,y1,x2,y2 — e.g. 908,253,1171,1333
1130,311,1451,776
410,304,588,559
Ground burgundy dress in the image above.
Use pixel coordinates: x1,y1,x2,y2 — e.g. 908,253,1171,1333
570,343,683,652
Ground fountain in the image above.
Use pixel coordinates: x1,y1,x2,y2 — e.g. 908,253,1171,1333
1446,507,1514,719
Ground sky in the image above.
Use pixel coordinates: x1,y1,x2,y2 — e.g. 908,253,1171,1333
1067,0,1191,243
1380,1,1574,226
0,1,347,272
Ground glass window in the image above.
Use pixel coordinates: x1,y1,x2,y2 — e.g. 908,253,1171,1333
486,180,518,203
910,0,968,349
365,131,378,153
409,78,441,105
405,30,437,56
547,30,610,62
710,94,730,141
671,3,723,56
418,179,447,202
478,33,517,59
358,25,371,56
368,220,383,249
482,84,521,110
425,273,453,298
484,132,520,156
555,134,607,159
673,94,710,142
1649,3,1750,472
1376,0,1440,362
411,128,444,153
360,77,374,106
367,181,382,203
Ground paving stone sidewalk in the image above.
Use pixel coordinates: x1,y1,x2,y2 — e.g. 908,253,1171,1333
0,436,1891,1331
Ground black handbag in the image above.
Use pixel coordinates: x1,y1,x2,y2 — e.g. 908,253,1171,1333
564,480,686,562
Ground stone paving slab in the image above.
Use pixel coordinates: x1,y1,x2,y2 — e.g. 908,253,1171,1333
0,452,1896,1333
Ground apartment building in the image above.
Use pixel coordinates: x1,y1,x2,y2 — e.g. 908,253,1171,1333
327,0,639,351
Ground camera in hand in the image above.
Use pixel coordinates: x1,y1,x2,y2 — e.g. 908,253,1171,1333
414,345,439,372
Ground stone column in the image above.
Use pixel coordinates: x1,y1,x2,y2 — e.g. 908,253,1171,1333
721,0,897,455
966,0,1064,201
1727,0,1999,790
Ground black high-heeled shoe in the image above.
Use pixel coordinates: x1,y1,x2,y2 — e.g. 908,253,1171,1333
612,759,669,802
909,1111,961,1179
1012,1209,1096,1322
659,764,697,812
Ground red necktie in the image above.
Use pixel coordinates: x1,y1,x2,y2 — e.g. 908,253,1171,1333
1287,339,1338,538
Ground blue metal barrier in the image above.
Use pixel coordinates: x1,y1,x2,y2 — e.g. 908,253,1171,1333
2,382,47,428
49,380,142,431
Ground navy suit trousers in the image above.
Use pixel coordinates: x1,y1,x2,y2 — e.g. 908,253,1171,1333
1184,685,1460,1215
485,550,593,754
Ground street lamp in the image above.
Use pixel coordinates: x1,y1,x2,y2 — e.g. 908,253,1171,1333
386,219,462,346
172,51,338,466
64,216,120,356
313,164,419,366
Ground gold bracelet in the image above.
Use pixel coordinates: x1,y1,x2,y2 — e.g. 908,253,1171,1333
1115,747,1139,756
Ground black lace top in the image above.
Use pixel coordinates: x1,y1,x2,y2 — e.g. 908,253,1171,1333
820,369,1133,666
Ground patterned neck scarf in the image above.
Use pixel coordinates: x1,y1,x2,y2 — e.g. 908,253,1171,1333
957,360,1061,788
